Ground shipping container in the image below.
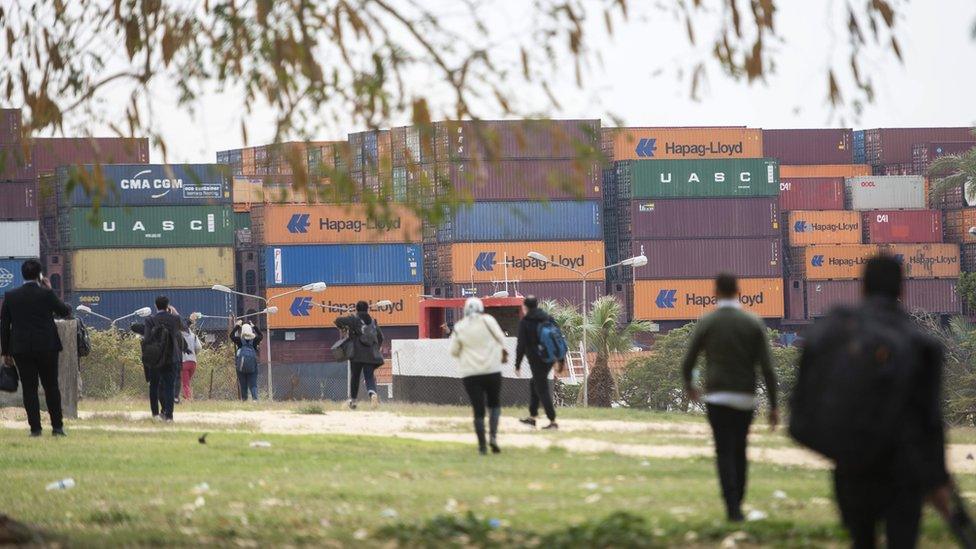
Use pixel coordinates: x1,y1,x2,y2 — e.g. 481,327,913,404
0,221,39,257
629,197,779,240
963,244,976,272
439,201,602,242
844,176,926,210
635,238,781,279
863,210,943,244
874,163,916,176
944,209,976,243
604,127,763,161
0,181,37,220
804,278,960,318
70,289,234,330
252,204,422,245
779,164,872,178
761,128,854,165
70,247,234,289
439,281,606,307
31,137,149,178
633,278,784,321
268,326,418,365
790,244,879,280
853,130,866,164
0,109,22,144
0,144,34,179
618,158,779,199
0,258,29,293
930,183,976,211
786,211,861,245
267,284,422,329
264,244,422,287
435,119,599,161
59,164,231,207
864,127,974,165
778,177,845,210
885,243,960,279
62,206,234,248
446,241,605,283
436,159,602,201
913,141,976,175
784,278,805,321
234,212,251,231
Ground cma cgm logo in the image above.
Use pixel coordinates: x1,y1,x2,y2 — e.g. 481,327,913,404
121,169,184,199
811,255,825,267
635,138,657,158
0,267,14,289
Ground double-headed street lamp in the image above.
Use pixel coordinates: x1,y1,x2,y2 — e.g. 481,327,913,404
76,305,152,327
526,251,648,406
211,282,326,400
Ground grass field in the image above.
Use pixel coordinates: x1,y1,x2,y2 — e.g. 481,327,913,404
0,401,969,547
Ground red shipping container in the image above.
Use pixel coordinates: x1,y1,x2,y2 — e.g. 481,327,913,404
0,109,22,144
0,181,37,220
30,137,150,176
778,177,845,210
437,159,601,201
435,119,599,161
912,141,976,175
784,278,806,321
862,210,943,243
762,128,853,165
805,278,959,318
864,128,974,165
634,237,781,279
0,144,34,179
629,198,780,239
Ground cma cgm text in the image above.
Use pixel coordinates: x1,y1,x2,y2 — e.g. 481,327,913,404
666,141,744,157
121,177,183,190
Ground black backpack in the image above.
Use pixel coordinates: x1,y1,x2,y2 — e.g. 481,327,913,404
141,322,173,370
359,319,379,347
789,305,916,471
76,318,91,358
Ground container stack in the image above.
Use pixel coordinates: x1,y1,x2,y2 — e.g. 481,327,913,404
606,128,783,327
0,109,36,306
49,164,235,330
863,127,974,176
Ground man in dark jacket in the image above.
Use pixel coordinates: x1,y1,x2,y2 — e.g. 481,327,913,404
798,257,950,547
514,296,560,430
0,259,72,436
131,296,184,421
335,301,384,409
681,273,778,522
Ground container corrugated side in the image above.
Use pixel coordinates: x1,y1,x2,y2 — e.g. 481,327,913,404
253,204,422,245
269,326,418,364
440,201,602,242
437,159,602,201
264,244,422,287
63,206,234,248
804,279,959,318
0,109,22,144
447,241,605,283
761,129,854,165
865,127,974,165
844,176,926,210
853,130,866,163
633,278,784,320
778,177,845,210
70,289,234,330
862,210,943,244
944,209,976,243
621,158,779,199
884,243,959,278
604,127,763,161
31,137,149,175
0,181,37,220
912,141,976,174
635,238,781,279
435,119,600,161
791,244,878,280
0,221,39,257
780,164,872,178
0,144,34,179
61,164,231,206
0,258,29,293
70,247,234,289
267,284,422,328
786,211,861,246
629,198,779,239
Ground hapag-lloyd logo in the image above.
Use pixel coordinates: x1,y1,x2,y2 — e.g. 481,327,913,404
319,217,402,233
794,221,859,233
319,299,405,315
903,253,958,269
664,141,745,157
684,292,766,308
476,253,586,271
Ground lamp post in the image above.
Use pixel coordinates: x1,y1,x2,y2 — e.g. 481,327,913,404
211,282,326,400
525,251,648,406
76,305,152,327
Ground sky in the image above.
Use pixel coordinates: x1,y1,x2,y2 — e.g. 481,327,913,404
52,1,976,163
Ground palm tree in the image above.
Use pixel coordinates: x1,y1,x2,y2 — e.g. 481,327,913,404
583,296,653,407
928,135,976,204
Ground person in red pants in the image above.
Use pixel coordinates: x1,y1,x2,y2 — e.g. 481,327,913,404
179,319,203,401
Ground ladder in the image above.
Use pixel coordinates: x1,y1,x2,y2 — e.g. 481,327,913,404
564,343,588,385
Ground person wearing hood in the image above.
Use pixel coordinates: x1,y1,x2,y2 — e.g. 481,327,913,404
514,296,560,430
230,319,263,353
335,301,385,409
233,322,261,401
449,297,506,454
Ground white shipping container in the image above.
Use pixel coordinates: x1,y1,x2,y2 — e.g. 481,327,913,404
0,221,40,258
844,176,925,210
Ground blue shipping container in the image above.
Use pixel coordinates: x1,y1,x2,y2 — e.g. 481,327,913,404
853,130,866,164
59,164,231,207
0,258,30,295
265,244,423,286
440,201,602,242
69,289,234,331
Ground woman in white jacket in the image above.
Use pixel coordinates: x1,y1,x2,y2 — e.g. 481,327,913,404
449,297,507,455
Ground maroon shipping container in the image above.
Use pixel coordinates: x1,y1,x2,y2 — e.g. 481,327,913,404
762,128,854,165
268,326,418,364
0,109,22,145
784,278,806,321
30,137,150,176
446,281,606,308
778,177,845,211
912,141,976,175
437,159,601,201
862,210,943,244
805,278,959,318
435,119,600,161
629,197,779,240
634,237,781,279
874,163,915,176
962,244,976,272
0,144,34,179
0,181,37,220
930,183,975,211
864,128,974,165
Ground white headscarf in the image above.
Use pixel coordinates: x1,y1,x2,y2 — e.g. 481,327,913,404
241,323,256,340
463,297,484,318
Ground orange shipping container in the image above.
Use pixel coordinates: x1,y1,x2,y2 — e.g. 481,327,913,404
793,244,880,280
605,127,763,161
884,243,960,279
944,209,976,243
255,204,422,244
267,284,422,329
448,241,605,283
633,278,784,321
780,164,872,178
786,211,862,245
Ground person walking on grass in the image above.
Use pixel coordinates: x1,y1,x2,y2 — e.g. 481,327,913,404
335,301,385,409
179,319,203,402
680,273,778,522
450,297,506,455
132,297,185,422
0,259,72,437
514,296,562,430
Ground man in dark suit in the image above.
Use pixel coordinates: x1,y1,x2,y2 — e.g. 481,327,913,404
131,296,184,421
0,259,72,437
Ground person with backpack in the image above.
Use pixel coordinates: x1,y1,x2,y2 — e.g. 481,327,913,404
180,319,203,402
335,301,385,409
680,274,778,522
229,319,263,353
131,297,186,422
790,256,951,548
449,297,507,454
234,323,261,401
514,296,565,430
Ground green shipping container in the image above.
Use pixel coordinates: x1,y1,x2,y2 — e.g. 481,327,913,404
233,211,251,230
620,158,780,199
63,206,234,248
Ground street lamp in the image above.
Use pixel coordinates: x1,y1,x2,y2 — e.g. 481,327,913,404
211,283,325,400
76,305,152,327
192,306,279,322
526,251,648,406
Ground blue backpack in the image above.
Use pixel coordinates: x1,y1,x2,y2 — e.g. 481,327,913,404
536,319,568,364
236,340,259,374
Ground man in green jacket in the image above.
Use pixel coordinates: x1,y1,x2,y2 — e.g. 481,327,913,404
681,273,779,522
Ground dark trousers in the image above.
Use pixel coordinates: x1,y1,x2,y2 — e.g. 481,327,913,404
148,366,176,419
349,362,378,400
705,404,754,518
833,468,923,549
237,371,259,401
462,373,502,419
14,352,62,432
528,363,556,421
